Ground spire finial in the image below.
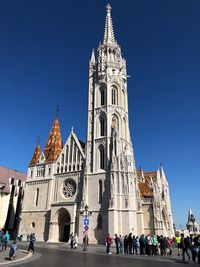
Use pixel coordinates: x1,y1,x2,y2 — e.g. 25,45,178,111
106,3,111,13
71,126,74,133
103,3,115,44
56,105,59,119
37,136,40,145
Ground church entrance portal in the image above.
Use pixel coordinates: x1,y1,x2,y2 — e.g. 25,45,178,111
58,208,71,242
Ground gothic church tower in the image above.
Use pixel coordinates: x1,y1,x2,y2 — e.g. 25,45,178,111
83,4,139,242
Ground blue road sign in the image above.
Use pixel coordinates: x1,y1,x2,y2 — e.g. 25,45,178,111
84,225,89,231
84,218,89,226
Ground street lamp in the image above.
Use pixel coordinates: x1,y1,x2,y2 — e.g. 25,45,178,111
80,205,92,219
80,205,92,233
190,214,196,237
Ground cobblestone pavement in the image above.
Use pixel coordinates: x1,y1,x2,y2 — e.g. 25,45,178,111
13,241,198,267
0,243,32,266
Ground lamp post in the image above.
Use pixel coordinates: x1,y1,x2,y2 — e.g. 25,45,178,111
190,214,196,237
80,205,92,234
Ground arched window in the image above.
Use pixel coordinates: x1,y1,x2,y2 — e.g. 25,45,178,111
97,214,103,229
65,145,69,163
61,154,64,165
73,144,76,163
111,86,118,105
122,175,125,193
122,89,125,108
100,117,105,136
98,180,103,203
99,146,105,170
100,89,105,106
35,188,39,206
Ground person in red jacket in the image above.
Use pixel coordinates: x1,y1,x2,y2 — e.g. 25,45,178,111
106,233,112,254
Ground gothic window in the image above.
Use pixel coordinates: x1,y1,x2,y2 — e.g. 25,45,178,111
73,145,76,163
122,175,125,193
30,170,33,178
65,145,69,163
100,117,105,136
122,89,125,108
61,166,63,173
111,86,118,105
62,178,76,198
48,168,51,175
117,175,120,193
61,154,64,165
35,188,39,206
99,146,105,170
97,214,103,229
77,152,80,163
100,88,105,106
98,180,103,203
69,138,73,163
65,166,67,172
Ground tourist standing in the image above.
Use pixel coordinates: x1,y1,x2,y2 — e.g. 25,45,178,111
175,234,182,256
152,235,158,256
119,235,124,254
83,234,88,251
106,233,112,254
128,233,133,254
2,231,10,251
191,235,200,264
114,234,120,254
74,233,78,249
70,233,74,249
180,233,190,262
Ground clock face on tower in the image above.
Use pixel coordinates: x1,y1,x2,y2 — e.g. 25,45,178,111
62,178,76,198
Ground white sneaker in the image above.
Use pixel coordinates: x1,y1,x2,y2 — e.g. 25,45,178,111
109,252,112,254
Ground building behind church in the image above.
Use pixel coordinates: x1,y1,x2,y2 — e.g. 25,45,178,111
19,4,174,243
0,167,26,238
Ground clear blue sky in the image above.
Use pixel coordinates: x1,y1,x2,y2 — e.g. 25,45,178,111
0,0,200,229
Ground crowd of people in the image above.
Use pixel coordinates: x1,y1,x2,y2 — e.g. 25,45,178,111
106,232,200,264
0,228,16,260
1,227,200,264
0,228,36,261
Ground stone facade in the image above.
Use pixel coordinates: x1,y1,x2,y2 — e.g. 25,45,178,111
19,4,174,243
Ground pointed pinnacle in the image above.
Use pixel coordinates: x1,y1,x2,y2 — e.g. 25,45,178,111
90,49,95,64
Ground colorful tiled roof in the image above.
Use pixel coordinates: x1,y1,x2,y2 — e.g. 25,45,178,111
138,182,153,198
29,144,40,166
43,118,62,163
138,171,157,198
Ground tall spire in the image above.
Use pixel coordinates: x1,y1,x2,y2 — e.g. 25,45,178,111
103,3,116,45
29,142,40,166
43,118,62,163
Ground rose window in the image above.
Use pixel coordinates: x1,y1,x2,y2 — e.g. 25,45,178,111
62,178,76,198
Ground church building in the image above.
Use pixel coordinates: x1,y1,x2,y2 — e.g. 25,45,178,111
19,4,174,243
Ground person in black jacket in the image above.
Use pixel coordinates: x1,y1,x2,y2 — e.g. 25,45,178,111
114,234,120,254
180,233,190,262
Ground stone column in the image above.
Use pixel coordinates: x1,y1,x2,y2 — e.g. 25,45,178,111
48,222,59,242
